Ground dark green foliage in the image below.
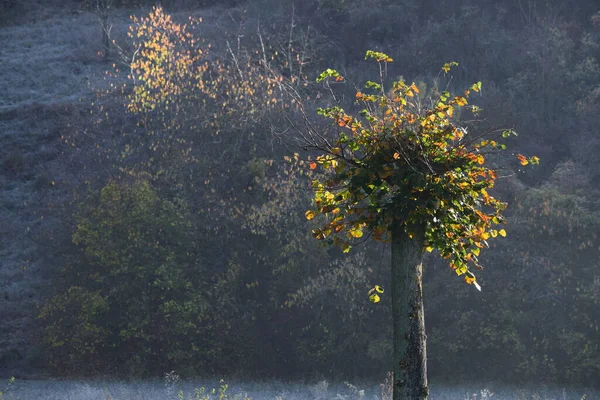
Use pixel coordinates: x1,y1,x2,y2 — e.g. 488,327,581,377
39,180,208,376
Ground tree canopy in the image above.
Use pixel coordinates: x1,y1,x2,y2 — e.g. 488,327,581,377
304,52,538,290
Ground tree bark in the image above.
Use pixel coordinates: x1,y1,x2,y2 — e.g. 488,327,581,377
101,14,109,61
391,220,428,400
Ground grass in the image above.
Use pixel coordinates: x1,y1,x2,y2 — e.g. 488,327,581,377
0,375,596,400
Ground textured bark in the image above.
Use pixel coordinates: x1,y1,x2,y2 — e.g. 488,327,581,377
391,220,428,400
100,14,110,60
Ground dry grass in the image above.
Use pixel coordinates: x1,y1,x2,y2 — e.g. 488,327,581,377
0,378,596,400
0,7,131,374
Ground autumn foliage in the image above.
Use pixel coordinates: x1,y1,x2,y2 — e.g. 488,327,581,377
305,51,538,288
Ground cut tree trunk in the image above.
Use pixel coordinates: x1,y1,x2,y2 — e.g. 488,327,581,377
391,220,428,400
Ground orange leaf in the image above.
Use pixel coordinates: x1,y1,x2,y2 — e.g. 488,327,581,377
516,154,529,166
309,162,317,170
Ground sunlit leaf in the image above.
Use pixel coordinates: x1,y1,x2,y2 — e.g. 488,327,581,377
516,154,529,166
348,227,364,238
369,293,381,303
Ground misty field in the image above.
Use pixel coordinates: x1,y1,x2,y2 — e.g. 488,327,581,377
0,378,596,400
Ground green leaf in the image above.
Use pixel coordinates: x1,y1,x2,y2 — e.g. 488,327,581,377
365,81,382,91
365,50,393,63
316,68,341,83
369,293,381,303
455,264,468,276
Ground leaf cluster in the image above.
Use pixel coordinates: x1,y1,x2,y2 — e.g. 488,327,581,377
306,53,538,285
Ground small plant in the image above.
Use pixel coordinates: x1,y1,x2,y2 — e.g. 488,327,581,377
309,380,329,400
380,372,392,400
338,381,365,399
177,380,251,400
165,370,181,396
465,388,494,399
0,377,15,399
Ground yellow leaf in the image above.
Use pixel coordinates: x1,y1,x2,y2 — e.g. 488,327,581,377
305,210,316,220
499,229,507,237
369,293,381,303
455,265,468,276
425,246,434,253
465,272,481,290
349,227,364,238
375,285,384,293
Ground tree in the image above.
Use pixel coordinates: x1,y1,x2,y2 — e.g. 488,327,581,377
39,180,206,376
299,52,538,399
88,0,114,61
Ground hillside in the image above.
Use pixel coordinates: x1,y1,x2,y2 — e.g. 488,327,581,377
1,0,599,388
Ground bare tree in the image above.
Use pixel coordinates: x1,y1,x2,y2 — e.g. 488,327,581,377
90,0,114,61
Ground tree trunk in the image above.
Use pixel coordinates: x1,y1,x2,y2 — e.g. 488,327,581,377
391,220,428,400
101,14,109,61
